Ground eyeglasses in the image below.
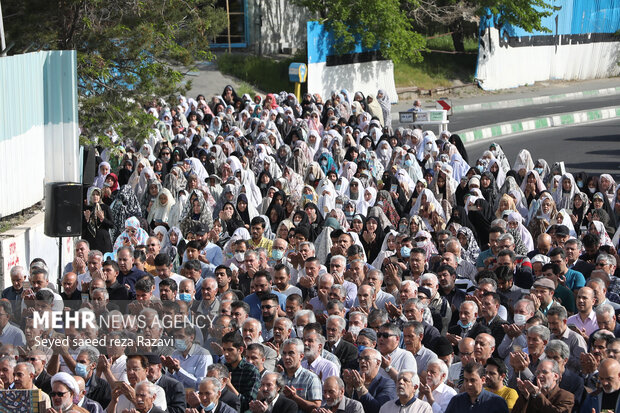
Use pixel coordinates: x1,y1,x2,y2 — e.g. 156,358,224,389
377,332,397,339
50,391,68,398
261,305,276,310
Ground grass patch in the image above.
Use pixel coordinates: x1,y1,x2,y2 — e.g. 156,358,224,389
217,36,478,93
236,81,256,96
394,51,477,89
425,35,478,52
394,35,478,89
217,53,307,94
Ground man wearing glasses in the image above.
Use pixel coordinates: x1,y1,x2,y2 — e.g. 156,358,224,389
0,300,25,346
376,323,417,382
49,372,89,413
343,348,396,413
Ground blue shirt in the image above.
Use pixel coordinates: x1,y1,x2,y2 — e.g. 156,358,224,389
476,249,494,268
445,389,508,413
354,373,396,413
564,268,585,291
244,290,287,320
200,242,223,278
118,266,147,293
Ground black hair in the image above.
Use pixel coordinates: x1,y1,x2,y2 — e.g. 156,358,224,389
222,331,245,349
154,253,171,267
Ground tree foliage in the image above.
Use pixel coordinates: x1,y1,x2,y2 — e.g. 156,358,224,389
474,0,558,33
294,0,427,63
296,0,558,61
3,0,227,146
408,0,558,33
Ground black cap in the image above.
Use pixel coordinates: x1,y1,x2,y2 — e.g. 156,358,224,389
418,287,432,299
358,328,377,342
193,222,208,235
144,353,161,365
555,225,570,237
434,337,454,357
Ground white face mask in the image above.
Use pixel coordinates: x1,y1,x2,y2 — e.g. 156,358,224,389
513,313,528,326
234,252,245,262
417,241,426,248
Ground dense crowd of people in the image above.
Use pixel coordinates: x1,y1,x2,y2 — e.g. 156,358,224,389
2,84,620,413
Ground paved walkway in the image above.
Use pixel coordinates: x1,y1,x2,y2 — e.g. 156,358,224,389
181,57,620,117
182,60,243,100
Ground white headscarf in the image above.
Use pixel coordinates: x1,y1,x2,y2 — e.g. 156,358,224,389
513,149,535,173
520,170,546,193
356,187,377,216
506,211,534,251
147,188,176,224
552,173,578,210
376,140,393,169
93,162,111,188
317,179,337,218
371,229,398,269
410,188,445,219
592,220,614,247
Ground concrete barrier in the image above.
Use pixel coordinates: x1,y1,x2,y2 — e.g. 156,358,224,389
0,211,74,290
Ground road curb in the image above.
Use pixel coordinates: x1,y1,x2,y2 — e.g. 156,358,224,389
451,86,620,113
457,106,620,143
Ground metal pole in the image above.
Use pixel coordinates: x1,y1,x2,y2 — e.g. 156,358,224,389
225,0,231,53
0,0,7,56
58,237,63,294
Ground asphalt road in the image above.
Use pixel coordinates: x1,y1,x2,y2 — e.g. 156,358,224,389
448,94,620,131
393,94,620,131
465,117,620,180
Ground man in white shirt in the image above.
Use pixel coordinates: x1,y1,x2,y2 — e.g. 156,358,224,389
419,359,457,413
567,286,599,336
447,337,475,386
110,354,167,412
301,330,339,383
309,273,335,314
403,321,437,375
78,250,104,291
153,253,185,299
363,270,396,310
379,370,432,413
273,264,303,298
377,323,417,381
0,300,25,346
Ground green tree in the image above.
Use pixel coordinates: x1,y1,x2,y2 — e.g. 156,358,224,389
294,0,427,63
3,0,227,146
408,0,558,51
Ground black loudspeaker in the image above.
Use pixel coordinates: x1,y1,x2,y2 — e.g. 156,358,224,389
44,182,83,237
82,145,97,186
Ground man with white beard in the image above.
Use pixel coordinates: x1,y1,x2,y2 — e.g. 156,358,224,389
379,370,432,413
301,330,339,383
249,372,297,413
418,359,456,413
49,372,89,413
316,376,364,413
512,359,574,413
